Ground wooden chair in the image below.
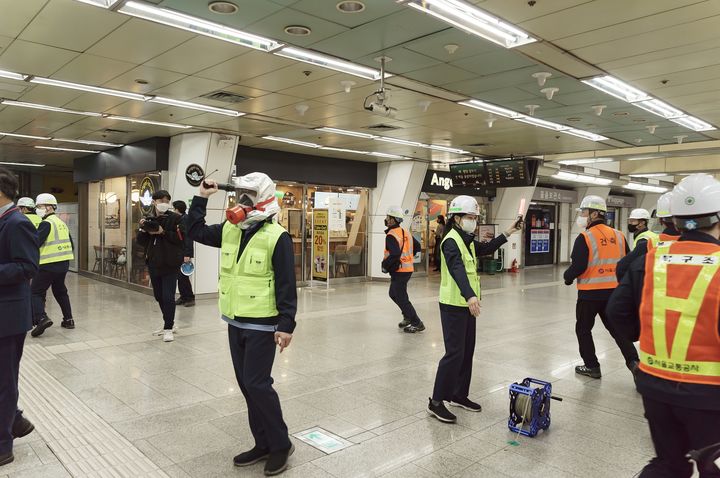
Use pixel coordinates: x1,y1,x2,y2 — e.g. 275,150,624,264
92,245,102,273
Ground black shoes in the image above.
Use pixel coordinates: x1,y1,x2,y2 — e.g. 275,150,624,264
183,300,195,307
449,397,482,412
0,452,13,467
427,398,457,424
575,365,602,379
398,319,411,328
12,412,34,439
61,319,75,329
234,446,269,467
175,298,185,305
31,317,53,337
264,443,295,476
403,322,426,333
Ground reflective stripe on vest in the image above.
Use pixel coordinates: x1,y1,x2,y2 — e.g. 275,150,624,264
439,228,480,307
25,213,41,228
384,227,414,273
638,241,720,385
218,221,285,319
658,233,679,243
577,224,625,290
634,230,659,250
39,214,74,265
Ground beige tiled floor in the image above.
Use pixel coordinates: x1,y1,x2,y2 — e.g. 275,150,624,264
3,268,657,477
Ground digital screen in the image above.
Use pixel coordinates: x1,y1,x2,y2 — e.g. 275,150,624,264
449,162,487,187
485,159,539,187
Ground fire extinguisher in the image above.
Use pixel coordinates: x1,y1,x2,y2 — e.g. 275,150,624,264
510,259,519,273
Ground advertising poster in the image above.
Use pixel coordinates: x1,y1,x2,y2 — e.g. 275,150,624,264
312,210,329,281
530,229,551,254
328,198,347,237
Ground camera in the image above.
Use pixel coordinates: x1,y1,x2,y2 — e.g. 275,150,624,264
140,215,160,233
366,101,397,118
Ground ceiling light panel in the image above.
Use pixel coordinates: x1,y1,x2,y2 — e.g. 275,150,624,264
35,146,100,154
633,99,684,119
402,0,535,49
0,132,51,140
0,70,27,81
75,0,123,6
624,182,668,193
670,116,715,132
562,129,608,142
274,47,384,80
458,99,522,118
316,127,376,139
53,138,123,148
582,76,651,103
0,161,45,167
106,115,192,129
118,1,283,52
30,77,149,101
552,171,613,186
516,116,568,131
262,136,321,148
558,158,614,165
1,100,102,117
149,97,244,116
374,136,424,147
427,144,470,154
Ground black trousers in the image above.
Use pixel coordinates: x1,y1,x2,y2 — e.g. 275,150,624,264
149,269,177,330
177,268,194,301
31,263,72,324
639,395,720,478
228,325,291,453
0,333,25,454
575,299,638,368
432,304,476,402
389,272,421,326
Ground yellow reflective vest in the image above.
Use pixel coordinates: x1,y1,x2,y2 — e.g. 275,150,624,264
39,214,74,265
439,228,480,307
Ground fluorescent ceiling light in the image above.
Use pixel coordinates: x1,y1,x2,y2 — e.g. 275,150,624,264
629,173,667,178
370,151,406,159
316,127,376,139
118,1,283,52
627,155,662,161
558,158,614,165
671,116,715,132
0,161,44,167
53,138,123,148
552,171,613,186
375,136,424,147
321,147,368,155
516,115,568,131
35,145,100,154
30,77,149,101
1,100,102,117
75,0,122,6
403,0,536,49
563,129,608,142
0,132,51,140
106,115,192,129
262,136,321,148
0,69,26,81
624,182,668,193
634,99,684,119
582,76,651,103
275,47,384,80
458,99,522,118
149,96,244,117
428,144,470,154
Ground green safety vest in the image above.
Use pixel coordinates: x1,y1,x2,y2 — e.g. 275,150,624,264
218,221,285,319
39,214,74,265
634,229,659,249
25,213,41,228
439,228,480,307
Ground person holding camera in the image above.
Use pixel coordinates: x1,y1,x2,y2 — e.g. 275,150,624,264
137,190,185,343
172,200,195,307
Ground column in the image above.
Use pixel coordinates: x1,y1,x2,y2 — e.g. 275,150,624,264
490,186,535,269
369,160,427,279
167,132,239,295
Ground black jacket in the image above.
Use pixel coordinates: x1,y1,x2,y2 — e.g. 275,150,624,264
563,220,630,301
382,224,421,273
616,227,680,282
136,211,185,275
178,213,194,258
187,196,297,334
0,206,39,338
607,230,720,410
442,224,508,301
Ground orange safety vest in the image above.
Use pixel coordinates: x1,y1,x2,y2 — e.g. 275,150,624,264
384,227,414,273
638,241,720,385
658,232,680,242
577,224,626,290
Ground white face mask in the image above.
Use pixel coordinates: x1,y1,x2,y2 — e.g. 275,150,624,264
460,218,477,234
576,216,588,229
35,207,47,218
155,203,171,214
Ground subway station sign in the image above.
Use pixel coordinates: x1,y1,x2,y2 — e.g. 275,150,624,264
422,170,496,197
532,187,577,203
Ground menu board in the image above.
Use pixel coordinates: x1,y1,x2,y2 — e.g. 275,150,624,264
449,162,487,187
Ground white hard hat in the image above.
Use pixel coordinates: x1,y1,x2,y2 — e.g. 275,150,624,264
577,195,607,212
670,173,720,218
35,193,57,206
629,208,651,220
448,195,479,215
17,197,35,208
386,205,405,220
655,192,673,218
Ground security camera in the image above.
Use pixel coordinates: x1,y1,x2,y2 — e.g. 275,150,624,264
366,100,397,118
362,56,397,118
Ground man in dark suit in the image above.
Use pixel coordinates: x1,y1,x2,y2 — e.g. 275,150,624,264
0,167,38,466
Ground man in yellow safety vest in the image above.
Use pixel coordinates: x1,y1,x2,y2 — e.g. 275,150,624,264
30,193,74,337
16,198,40,228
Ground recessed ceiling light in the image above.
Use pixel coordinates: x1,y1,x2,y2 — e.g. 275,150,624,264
633,118,646,123
336,1,365,13
566,117,581,122
284,25,311,36
134,78,149,85
613,111,630,117
208,1,237,14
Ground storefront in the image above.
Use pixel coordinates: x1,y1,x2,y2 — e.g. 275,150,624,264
526,186,577,267
420,169,495,273
236,146,376,284
606,194,636,234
